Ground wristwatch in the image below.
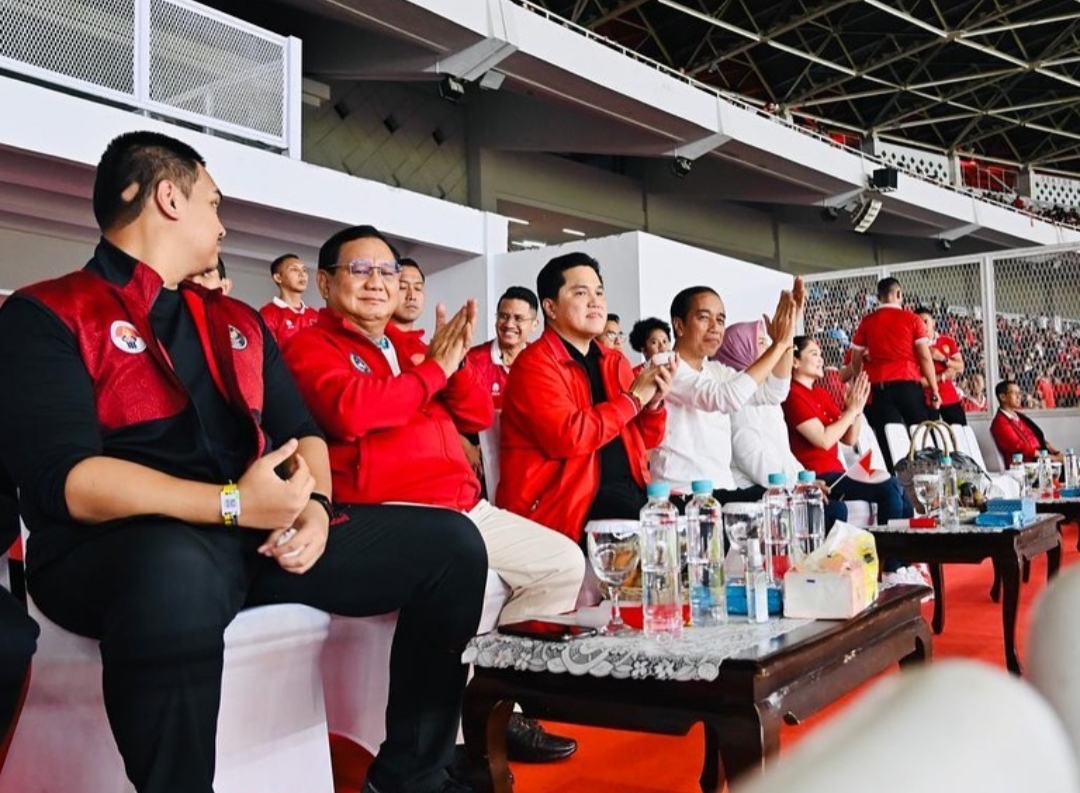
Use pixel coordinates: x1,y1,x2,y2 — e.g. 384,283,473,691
309,492,334,521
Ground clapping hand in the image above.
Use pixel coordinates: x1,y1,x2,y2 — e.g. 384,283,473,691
764,290,797,347
427,299,478,377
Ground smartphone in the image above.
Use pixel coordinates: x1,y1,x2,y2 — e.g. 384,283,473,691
274,451,300,481
498,620,599,642
650,351,674,367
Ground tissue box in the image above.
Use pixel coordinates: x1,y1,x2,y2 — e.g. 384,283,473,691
784,568,875,619
985,498,1036,519
782,521,879,619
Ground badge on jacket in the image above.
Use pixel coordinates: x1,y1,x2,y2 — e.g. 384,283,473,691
229,326,248,350
350,353,370,373
110,320,147,354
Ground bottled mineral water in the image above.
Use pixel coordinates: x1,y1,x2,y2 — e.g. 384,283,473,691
791,470,825,564
762,473,792,585
1036,449,1054,498
1064,448,1079,490
639,482,683,638
1009,453,1030,499
939,456,960,529
685,480,726,627
745,539,769,624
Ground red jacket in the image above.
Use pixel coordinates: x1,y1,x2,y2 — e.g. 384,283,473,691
281,309,493,510
466,339,510,409
990,408,1047,463
496,327,666,543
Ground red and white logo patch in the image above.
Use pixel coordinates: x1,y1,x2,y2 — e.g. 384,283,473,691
110,321,147,354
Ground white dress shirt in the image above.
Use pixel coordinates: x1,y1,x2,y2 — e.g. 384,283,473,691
651,359,790,492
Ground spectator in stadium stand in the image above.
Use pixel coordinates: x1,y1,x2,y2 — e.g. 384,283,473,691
599,312,625,354
961,373,989,413
497,252,675,542
391,257,425,336
990,380,1062,463
283,227,585,766
465,286,540,410
1035,370,1056,409
628,316,671,375
650,282,798,501
914,306,966,425
783,336,914,525
258,253,319,344
189,256,232,295
849,277,939,469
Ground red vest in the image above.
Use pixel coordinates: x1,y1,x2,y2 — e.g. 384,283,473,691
23,263,267,460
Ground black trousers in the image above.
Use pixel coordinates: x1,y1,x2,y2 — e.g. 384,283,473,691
933,402,967,426
865,380,930,471
0,586,37,761
27,504,488,793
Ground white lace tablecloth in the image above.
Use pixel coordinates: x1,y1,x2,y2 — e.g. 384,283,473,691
463,619,811,682
869,517,1049,535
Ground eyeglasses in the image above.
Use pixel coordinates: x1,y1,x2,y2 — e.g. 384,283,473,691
603,331,626,342
497,312,535,325
328,259,402,278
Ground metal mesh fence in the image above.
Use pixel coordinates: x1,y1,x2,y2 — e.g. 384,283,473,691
802,273,879,405
0,0,135,94
992,249,1080,409
149,0,285,138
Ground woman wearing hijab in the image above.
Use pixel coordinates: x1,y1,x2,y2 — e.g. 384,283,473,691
717,321,847,526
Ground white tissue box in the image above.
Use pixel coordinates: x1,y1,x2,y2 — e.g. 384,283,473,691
783,568,875,620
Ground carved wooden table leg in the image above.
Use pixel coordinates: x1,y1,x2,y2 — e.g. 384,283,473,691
992,552,1024,675
711,703,780,792
462,677,515,793
929,562,945,634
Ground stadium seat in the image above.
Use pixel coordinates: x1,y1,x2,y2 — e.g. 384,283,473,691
884,423,913,467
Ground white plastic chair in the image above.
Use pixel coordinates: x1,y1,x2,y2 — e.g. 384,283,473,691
1,524,334,793
478,410,502,505
884,422,913,466
1027,565,1080,761
738,661,1080,793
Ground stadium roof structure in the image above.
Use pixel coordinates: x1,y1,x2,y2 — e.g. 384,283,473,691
530,0,1080,175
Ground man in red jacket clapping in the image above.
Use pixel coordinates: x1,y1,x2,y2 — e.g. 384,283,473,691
282,225,585,765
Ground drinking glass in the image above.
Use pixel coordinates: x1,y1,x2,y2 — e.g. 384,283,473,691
585,522,640,635
721,502,764,583
913,473,941,516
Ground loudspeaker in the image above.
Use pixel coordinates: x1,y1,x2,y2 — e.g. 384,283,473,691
872,167,899,192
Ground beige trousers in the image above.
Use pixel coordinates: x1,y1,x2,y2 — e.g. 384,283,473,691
466,500,585,625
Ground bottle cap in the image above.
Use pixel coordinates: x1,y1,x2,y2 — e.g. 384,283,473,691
1068,448,1075,454
691,480,713,494
767,473,787,486
1013,453,1024,462
940,456,952,465
797,470,815,483
646,482,671,498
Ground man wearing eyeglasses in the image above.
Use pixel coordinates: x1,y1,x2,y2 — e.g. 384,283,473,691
282,226,586,767
259,253,319,344
465,286,541,410
599,312,626,354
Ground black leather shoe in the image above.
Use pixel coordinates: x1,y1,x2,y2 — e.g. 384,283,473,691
447,745,514,785
505,713,577,763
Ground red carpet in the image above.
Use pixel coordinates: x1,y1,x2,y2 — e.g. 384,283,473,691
331,524,1079,792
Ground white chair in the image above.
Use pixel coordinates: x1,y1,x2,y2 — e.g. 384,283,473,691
478,409,502,505
738,661,1080,793
884,422,913,467
1,524,335,793
1027,565,1080,761
322,570,510,756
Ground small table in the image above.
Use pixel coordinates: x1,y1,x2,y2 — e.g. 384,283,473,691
462,585,931,793
870,513,1062,674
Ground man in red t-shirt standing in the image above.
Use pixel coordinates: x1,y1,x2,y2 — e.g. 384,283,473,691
258,253,319,344
850,277,939,469
914,307,966,425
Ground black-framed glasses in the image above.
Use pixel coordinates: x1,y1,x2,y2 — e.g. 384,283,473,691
603,331,626,342
497,312,535,325
328,259,402,278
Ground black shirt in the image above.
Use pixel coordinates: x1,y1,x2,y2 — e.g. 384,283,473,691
559,338,646,523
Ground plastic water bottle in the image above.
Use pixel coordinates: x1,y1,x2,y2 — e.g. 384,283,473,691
1009,453,1030,498
1037,449,1054,498
745,539,769,624
1064,448,1079,490
639,482,683,639
791,470,825,565
939,456,960,529
685,480,726,627
762,473,792,585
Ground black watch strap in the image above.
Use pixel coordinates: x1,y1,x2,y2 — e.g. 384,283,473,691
309,492,334,521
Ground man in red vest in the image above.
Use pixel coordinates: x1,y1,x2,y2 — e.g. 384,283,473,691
0,131,487,793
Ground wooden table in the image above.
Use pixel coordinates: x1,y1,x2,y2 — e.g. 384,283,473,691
462,585,931,793
1035,497,1080,551
871,513,1062,675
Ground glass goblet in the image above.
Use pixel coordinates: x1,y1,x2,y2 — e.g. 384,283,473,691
721,502,764,584
585,522,640,635
912,473,941,517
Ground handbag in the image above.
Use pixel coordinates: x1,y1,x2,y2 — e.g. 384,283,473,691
894,420,984,509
